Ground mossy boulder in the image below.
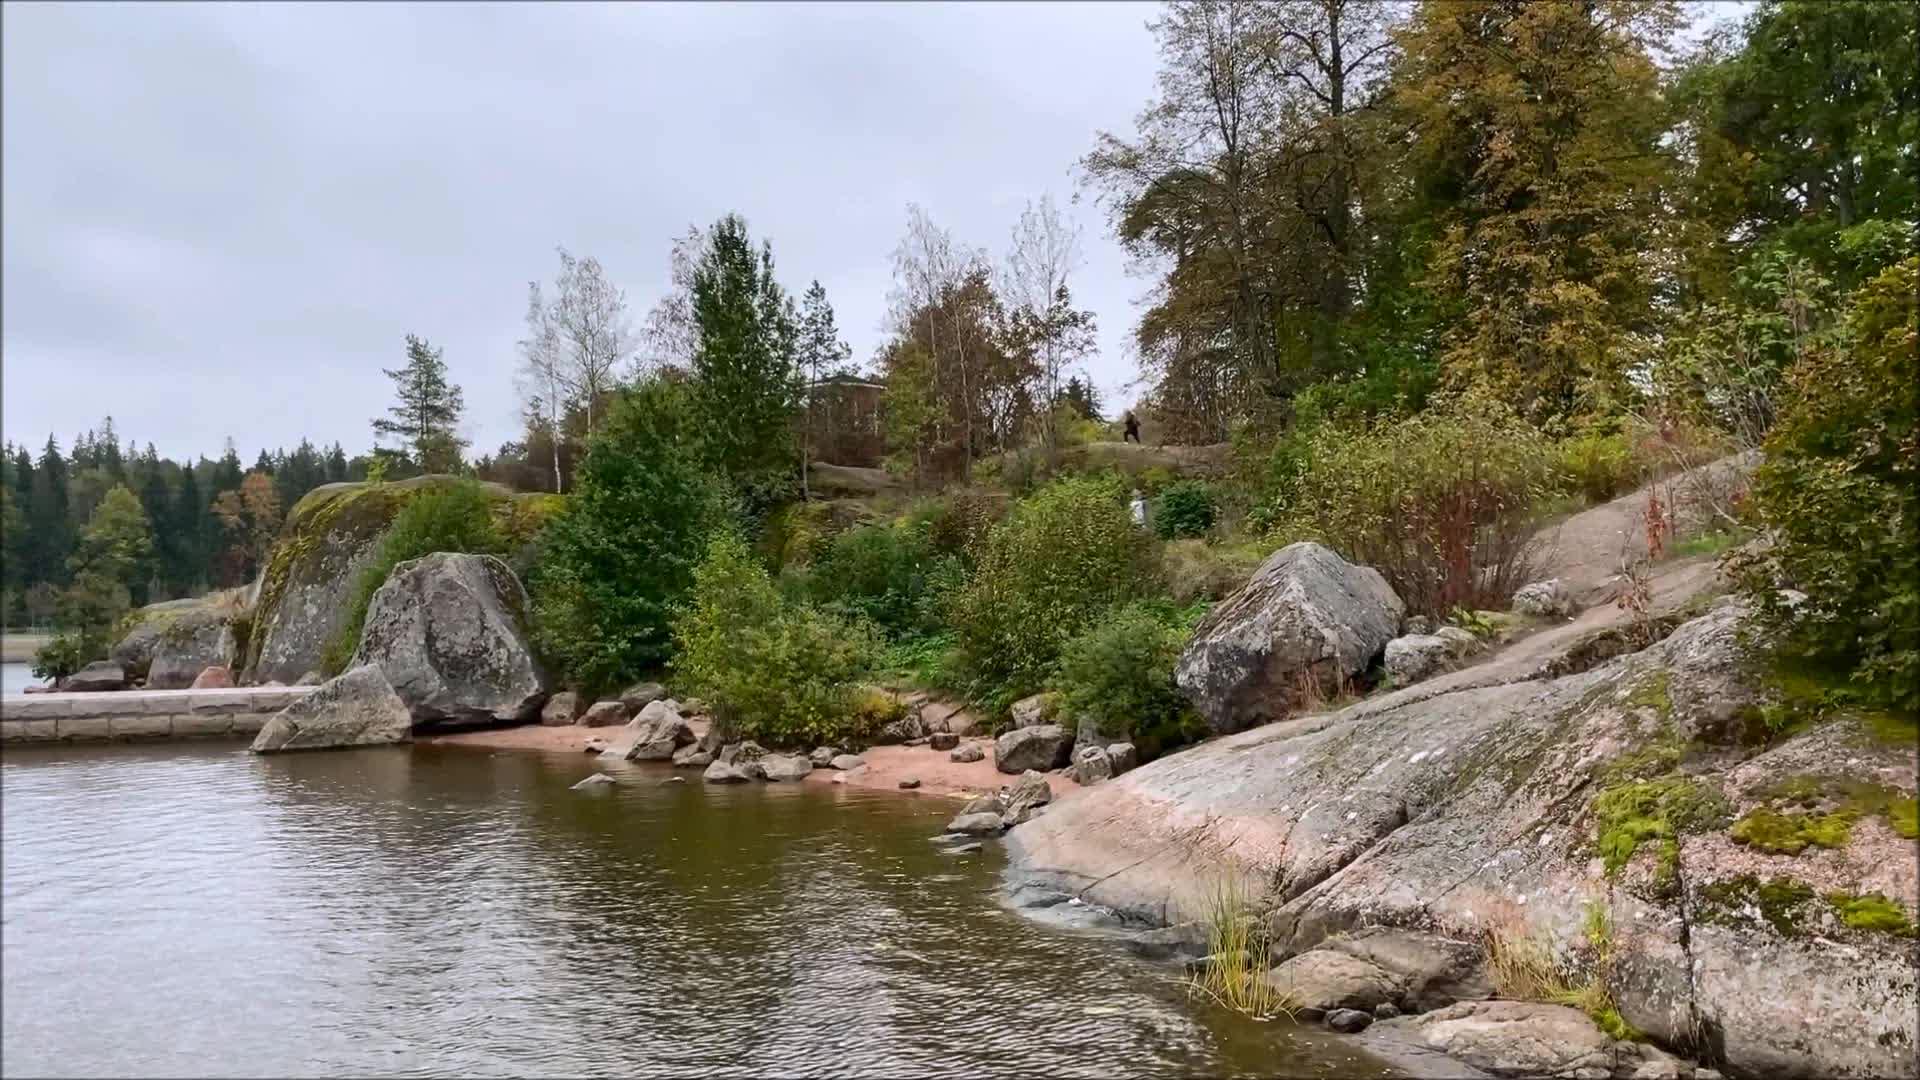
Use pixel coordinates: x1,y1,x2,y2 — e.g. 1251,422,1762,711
239,476,556,685
110,597,214,678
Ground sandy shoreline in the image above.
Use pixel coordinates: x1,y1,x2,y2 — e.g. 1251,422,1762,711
422,721,1078,802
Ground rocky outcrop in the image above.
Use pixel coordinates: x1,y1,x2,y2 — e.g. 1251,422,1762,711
1007,599,1918,1079
190,666,233,689
995,724,1074,774
241,476,549,685
111,596,237,686
350,552,549,725
65,661,125,692
250,665,412,753
1175,541,1405,734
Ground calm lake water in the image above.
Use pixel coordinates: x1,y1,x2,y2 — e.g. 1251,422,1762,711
1,662,43,697
0,743,1390,1078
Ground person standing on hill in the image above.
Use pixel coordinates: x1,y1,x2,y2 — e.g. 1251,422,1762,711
1122,410,1141,443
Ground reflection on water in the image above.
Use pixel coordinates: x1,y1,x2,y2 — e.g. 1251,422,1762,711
1,744,1392,1078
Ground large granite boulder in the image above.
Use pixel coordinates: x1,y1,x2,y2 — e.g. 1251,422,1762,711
994,724,1074,774
1008,599,1919,1079
240,476,552,685
1175,541,1404,734
349,552,549,725
147,610,237,690
250,664,412,753
111,591,235,676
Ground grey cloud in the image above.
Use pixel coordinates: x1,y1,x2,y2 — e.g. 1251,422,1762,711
3,1,1159,460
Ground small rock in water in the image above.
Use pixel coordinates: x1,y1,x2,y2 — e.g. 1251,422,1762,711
662,776,686,784
940,841,983,855
571,773,616,790
898,777,921,790
929,732,959,751
949,743,985,763
1326,1008,1372,1034
1373,1002,1401,1020
582,739,609,754
703,760,754,784
945,811,1005,835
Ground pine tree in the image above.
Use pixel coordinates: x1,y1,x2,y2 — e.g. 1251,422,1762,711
688,215,799,502
324,442,350,483
373,334,467,472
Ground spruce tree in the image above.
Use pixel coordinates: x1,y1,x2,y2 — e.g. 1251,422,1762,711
373,334,467,472
688,214,799,504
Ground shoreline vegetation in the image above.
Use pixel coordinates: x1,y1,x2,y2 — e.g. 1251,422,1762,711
5,2,1914,1078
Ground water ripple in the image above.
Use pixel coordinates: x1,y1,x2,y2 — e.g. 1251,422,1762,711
2,744,1391,1078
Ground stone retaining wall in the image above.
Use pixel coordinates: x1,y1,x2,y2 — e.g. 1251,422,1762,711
0,687,315,744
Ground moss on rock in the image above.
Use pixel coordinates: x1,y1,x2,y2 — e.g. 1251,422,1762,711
240,476,530,684
1826,892,1917,937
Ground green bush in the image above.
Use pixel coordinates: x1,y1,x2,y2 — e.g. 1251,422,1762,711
949,474,1161,705
1734,257,1918,713
1271,390,1559,617
322,479,506,675
32,629,98,681
1051,601,1191,743
673,532,883,747
1154,480,1217,539
1554,429,1642,505
808,519,964,638
531,381,729,693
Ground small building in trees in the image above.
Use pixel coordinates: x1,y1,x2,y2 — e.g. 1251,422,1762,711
802,374,886,468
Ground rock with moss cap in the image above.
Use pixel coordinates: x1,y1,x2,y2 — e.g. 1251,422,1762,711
239,476,551,685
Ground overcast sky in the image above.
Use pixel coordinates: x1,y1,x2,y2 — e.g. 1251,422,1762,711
3,1,1163,461
3,1,1746,464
